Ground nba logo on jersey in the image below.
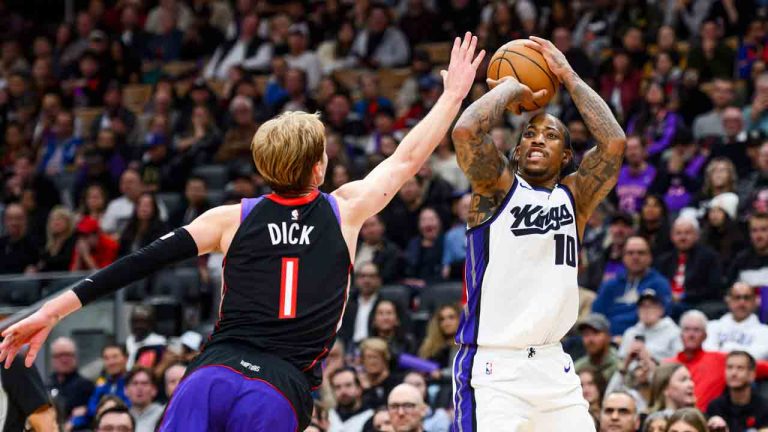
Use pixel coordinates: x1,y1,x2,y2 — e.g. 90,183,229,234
485,361,493,375
291,209,299,220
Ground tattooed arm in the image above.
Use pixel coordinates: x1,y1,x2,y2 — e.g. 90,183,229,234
524,37,626,236
452,77,547,227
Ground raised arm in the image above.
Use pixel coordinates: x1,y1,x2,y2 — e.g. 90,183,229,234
524,37,626,227
452,77,546,227
333,32,484,227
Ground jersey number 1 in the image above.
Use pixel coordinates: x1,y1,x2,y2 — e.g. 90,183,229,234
280,257,299,319
554,234,576,267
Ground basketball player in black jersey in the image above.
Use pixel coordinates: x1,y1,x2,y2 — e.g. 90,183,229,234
0,33,484,431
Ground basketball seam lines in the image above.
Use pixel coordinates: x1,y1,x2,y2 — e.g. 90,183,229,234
503,49,557,100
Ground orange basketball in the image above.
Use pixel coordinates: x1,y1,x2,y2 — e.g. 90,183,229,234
486,39,558,112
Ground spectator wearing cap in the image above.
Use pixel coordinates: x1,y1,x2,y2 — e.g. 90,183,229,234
48,336,94,420
615,135,657,215
592,236,671,335
582,211,635,291
394,74,443,132
204,13,272,80
707,351,768,432
619,289,681,361
666,310,768,412
395,49,435,115
700,191,745,270
125,367,164,432
704,282,768,360
69,215,118,270
0,203,39,274
654,215,724,317
692,79,736,141
575,313,621,382
351,4,410,69
285,24,322,91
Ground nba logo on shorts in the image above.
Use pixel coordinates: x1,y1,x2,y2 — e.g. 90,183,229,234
485,361,493,375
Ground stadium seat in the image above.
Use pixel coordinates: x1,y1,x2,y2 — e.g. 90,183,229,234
161,61,197,78
157,192,183,216
71,328,110,368
193,165,229,190
0,280,42,306
146,296,183,337
174,267,202,300
379,284,411,312
207,189,226,207
416,42,452,65
420,281,463,313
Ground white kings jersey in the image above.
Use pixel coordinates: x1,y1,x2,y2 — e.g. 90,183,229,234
456,174,580,349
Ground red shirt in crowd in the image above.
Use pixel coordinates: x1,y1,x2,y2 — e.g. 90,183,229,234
667,349,768,411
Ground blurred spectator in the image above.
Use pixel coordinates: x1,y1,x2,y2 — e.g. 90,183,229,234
552,26,594,83
395,75,443,133
369,299,416,357
340,262,383,347
360,337,400,409
694,158,739,211
317,20,357,75
380,177,423,249
36,206,77,272
145,0,193,35
655,216,723,314
728,212,768,288
744,73,768,134
215,95,259,162
643,411,670,432
204,13,271,80
417,304,460,380
627,81,683,160
69,215,118,271
173,105,222,166
180,3,225,60
578,367,607,420
354,215,403,284
692,79,735,141
600,49,642,125
351,4,410,69
39,110,82,176
599,391,640,432
78,183,110,227
650,51,681,100
74,343,130,429
285,25,322,91
616,135,657,215
701,192,745,270
387,383,426,432
48,337,94,420
665,408,710,432
323,93,367,148
90,81,137,145
649,363,695,414
592,236,671,335
1,121,28,171
328,367,374,432
101,169,158,236
575,313,620,382
0,351,57,432
125,367,163,432
0,202,39,274
398,0,443,46
370,408,393,432
707,350,768,432
584,211,635,291
118,193,170,257
163,362,186,399
171,176,210,227
638,194,673,258
4,153,60,212
126,304,168,370
442,194,469,280
59,12,94,71
736,18,766,79
704,282,768,359
354,73,394,132
404,207,444,286
119,5,149,59
687,20,735,82
430,136,468,195
619,289,681,361
712,106,753,179
94,405,135,432
402,371,449,431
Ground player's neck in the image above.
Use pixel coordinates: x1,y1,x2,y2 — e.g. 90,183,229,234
274,187,318,199
518,172,558,190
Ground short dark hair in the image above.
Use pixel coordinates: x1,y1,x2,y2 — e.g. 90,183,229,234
727,350,756,370
187,175,208,187
101,343,128,357
749,212,768,224
330,366,361,388
95,406,135,431
126,366,157,387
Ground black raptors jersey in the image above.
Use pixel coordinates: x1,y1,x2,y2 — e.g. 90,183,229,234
205,190,351,387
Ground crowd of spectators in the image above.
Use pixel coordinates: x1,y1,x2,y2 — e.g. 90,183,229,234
4,0,768,431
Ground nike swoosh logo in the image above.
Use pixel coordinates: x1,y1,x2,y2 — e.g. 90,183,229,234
564,363,571,373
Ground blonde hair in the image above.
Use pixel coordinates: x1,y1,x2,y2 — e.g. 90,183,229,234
418,303,461,359
360,337,391,363
703,157,737,197
46,206,75,254
649,363,684,412
251,111,325,193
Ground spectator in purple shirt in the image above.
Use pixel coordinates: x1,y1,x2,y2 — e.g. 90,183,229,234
616,135,657,215
627,81,684,162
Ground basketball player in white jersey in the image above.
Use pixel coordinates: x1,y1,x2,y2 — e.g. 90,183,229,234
450,36,626,431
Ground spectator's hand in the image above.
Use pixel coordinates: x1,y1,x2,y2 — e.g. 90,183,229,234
0,308,59,368
441,32,485,102
752,95,768,120
707,416,728,432
76,238,90,255
522,36,575,85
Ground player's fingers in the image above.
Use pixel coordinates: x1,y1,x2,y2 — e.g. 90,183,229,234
440,70,447,81
521,40,543,52
450,36,461,60
532,89,548,101
4,345,19,369
471,50,486,69
460,31,471,53
25,341,41,368
467,35,478,59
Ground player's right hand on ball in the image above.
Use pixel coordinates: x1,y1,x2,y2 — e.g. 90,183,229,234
486,76,548,115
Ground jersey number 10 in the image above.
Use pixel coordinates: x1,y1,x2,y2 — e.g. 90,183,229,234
554,234,576,267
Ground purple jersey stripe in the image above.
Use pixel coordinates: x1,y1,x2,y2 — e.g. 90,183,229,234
452,343,477,432
456,227,488,345
322,193,341,225
240,197,264,223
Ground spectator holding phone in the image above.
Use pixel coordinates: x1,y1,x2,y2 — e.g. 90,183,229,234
619,289,681,361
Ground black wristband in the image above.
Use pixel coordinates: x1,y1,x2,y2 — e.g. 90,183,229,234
72,228,199,306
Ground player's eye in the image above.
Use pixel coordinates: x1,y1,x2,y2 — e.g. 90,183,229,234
524,131,534,138
548,133,558,139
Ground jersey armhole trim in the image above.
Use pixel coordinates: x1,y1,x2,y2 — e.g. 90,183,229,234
465,177,518,234
558,183,581,251
240,197,265,223
323,193,342,225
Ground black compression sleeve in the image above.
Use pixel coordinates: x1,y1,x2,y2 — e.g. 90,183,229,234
72,228,199,306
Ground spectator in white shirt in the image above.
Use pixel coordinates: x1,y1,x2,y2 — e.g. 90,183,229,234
101,169,167,236
351,4,410,68
204,13,272,80
705,282,768,359
285,25,322,91
619,288,682,361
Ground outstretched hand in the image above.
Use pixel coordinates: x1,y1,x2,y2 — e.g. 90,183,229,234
441,32,485,101
522,36,575,84
0,309,58,368
486,76,548,115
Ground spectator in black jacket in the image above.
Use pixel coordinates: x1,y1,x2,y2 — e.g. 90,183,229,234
170,176,210,228
707,351,768,432
729,211,768,287
340,262,383,349
117,193,169,258
48,337,94,420
654,215,724,318
36,206,76,272
0,203,39,275
354,214,403,284
404,207,445,287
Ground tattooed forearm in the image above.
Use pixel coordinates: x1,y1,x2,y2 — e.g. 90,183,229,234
452,81,519,186
566,75,625,146
467,189,508,227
